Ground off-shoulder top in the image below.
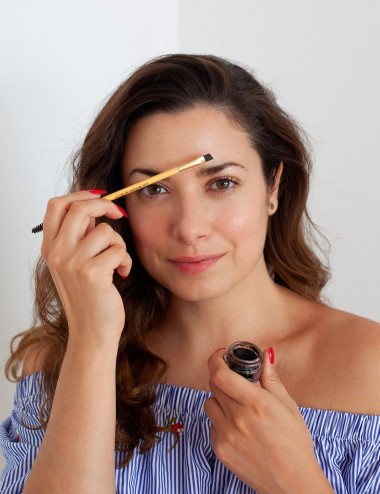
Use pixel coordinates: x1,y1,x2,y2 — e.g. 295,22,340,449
1,372,380,493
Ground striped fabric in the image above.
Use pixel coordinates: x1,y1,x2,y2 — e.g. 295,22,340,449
1,373,380,493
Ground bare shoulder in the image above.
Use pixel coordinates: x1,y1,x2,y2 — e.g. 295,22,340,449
318,305,380,355
21,342,49,378
304,305,380,414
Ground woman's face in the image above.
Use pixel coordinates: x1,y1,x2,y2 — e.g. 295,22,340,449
122,106,278,302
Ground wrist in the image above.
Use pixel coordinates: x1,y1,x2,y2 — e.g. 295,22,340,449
64,336,119,373
67,322,121,352
295,462,334,494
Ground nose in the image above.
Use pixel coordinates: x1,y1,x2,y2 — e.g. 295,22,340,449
172,198,213,245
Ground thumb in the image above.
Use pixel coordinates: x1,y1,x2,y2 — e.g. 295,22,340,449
260,347,281,390
260,347,298,411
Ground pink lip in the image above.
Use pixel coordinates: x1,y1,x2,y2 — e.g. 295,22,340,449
168,254,225,274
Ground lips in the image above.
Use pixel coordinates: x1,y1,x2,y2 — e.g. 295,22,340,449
168,253,225,274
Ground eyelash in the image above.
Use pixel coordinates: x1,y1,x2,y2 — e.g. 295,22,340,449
139,176,241,200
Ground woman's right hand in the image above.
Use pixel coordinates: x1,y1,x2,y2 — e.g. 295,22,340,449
41,190,132,348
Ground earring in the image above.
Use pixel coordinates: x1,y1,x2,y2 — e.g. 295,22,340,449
270,203,275,210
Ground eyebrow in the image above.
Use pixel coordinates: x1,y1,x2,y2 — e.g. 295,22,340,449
127,161,246,181
196,162,246,177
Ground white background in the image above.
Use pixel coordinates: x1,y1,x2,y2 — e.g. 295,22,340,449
1,0,379,474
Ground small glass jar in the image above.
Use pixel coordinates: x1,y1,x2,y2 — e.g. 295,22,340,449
223,341,263,382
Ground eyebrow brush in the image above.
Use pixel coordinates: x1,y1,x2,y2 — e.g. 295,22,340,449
31,154,213,233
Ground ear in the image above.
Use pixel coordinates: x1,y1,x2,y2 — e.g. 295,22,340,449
268,161,283,215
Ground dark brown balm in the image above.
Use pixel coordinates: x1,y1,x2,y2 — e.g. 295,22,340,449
224,341,263,382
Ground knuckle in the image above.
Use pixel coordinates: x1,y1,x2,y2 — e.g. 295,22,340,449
47,247,74,275
210,369,225,389
212,441,225,461
82,263,99,284
96,222,113,234
119,236,127,251
113,244,127,256
231,412,248,434
113,230,127,250
47,247,63,268
224,429,237,448
213,436,232,463
46,197,61,211
69,200,85,214
254,399,270,418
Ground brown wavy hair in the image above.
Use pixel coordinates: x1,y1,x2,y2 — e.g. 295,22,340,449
6,54,330,466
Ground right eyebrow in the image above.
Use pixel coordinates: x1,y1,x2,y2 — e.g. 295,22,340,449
127,161,246,182
127,168,159,180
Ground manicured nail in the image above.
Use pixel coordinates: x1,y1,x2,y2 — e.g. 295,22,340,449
88,189,107,195
268,347,275,365
116,205,128,218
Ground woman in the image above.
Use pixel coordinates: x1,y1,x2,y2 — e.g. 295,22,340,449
1,54,379,494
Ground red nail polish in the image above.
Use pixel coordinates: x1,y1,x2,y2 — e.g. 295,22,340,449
268,347,275,365
116,205,128,218
88,189,107,195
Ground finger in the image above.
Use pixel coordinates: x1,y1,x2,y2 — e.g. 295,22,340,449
208,379,247,420
204,396,226,424
72,222,127,265
208,348,262,406
57,198,125,248
84,243,132,282
42,191,104,242
83,217,96,238
260,347,298,413
97,233,132,279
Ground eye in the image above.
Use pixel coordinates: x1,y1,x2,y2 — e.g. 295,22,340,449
209,177,238,191
141,183,167,197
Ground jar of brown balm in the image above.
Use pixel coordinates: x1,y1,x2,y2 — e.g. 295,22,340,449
223,341,263,382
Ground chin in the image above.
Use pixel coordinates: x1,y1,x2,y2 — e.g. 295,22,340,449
163,280,230,303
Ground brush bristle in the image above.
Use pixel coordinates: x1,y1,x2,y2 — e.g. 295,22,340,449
203,153,213,162
31,223,43,234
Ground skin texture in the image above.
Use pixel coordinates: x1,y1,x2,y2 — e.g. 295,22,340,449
22,105,380,493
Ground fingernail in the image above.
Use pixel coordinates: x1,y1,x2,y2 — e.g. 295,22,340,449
88,189,107,195
268,347,275,365
215,347,226,352
116,205,128,218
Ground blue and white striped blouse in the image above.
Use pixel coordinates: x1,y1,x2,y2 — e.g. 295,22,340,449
1,372,380,493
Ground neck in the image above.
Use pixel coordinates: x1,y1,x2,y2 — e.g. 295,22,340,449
158,267,291,354
145,263,317,390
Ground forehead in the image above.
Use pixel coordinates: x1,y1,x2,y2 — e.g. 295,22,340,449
122,106,260,172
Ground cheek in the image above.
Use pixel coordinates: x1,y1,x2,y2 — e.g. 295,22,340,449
130,219,154,249
127,210,167,262
223,199,268,240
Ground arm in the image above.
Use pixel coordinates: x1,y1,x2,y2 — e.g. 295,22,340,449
204,348,334,494
23,191,131,494
23,341,118,494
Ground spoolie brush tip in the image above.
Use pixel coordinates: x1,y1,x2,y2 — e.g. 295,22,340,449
32,223,43,234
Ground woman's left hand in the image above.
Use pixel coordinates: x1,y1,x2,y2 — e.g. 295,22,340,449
204,348,333,494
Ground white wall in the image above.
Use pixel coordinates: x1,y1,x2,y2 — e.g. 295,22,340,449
0,0,179,472
178,0,380,320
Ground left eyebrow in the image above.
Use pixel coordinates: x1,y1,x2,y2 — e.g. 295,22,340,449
196,161,246,177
